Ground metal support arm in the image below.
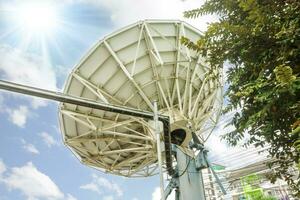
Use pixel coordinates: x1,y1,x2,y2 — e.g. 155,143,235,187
163,177,179,200
191,132,227,195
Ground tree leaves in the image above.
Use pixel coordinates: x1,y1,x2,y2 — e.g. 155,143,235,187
183,0,300,197
274,65,296,85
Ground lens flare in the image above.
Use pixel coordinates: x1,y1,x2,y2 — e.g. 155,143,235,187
14,2,59,34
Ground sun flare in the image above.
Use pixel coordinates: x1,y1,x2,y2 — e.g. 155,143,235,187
14,2,59,34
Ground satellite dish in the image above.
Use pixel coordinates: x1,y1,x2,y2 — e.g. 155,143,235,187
59,20,222,177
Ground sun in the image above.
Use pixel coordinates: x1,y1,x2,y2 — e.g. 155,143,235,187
14,2,59,35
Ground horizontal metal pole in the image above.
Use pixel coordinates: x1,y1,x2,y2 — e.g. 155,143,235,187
0,79,168,121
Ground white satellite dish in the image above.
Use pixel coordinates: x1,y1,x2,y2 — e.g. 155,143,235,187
59,20,223,177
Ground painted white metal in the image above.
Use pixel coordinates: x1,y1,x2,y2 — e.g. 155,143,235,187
176,147,206,200
154,101,165,200
59,20,223,177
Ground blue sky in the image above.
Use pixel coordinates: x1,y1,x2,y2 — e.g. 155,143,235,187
0,0,239,200
0,1,211,200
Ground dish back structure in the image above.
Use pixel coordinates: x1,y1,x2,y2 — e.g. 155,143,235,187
59,20,222,177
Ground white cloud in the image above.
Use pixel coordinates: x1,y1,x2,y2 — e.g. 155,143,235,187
79,0,215,31
0,162,64,200
31,98,49,109
80,174,123,198
0,45,57,109
80,183,101,194
0,95,4,111
40,132,59,148
152,186,175,200
0,44,58,127
0,45,57,90
7,105,29,128
66,194,77,200
0,160,7,176
93,175,123,197
0,159,78,200
205,110,269,168
23,143,40,155
204,109,268,169
206,133,229,156
3,0,215,33
152,187,161,200
21,139,40,155
103,195,114,200
205,110,236,159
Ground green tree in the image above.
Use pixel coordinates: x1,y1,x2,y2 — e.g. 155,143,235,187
182,0,300,196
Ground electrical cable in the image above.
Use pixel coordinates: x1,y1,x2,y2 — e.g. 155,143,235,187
176,147,192,178
209,146,270,164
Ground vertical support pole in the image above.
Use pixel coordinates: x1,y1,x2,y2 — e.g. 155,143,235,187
175,188,180,200
154,101,165,200
176,147,206,200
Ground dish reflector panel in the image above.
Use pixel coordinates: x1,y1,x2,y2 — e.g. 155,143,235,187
59,20,222,177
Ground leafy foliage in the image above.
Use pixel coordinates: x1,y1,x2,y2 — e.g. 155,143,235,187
183,0,300,196
258,196,277,200
241,174,264,199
